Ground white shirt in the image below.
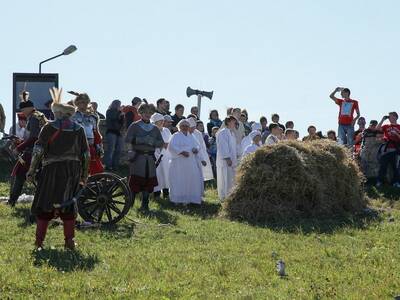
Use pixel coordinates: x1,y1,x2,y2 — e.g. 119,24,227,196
265,134,280,146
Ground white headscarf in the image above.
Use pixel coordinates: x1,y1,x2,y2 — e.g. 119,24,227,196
177,119,190,128
151,113,165,124
249,130,261,141
187,117,197,128
251,122,262,131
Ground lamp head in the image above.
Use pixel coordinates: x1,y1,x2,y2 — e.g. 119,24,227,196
63,45,77,55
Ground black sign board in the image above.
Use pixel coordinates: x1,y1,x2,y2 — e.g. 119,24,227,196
12,73,58,134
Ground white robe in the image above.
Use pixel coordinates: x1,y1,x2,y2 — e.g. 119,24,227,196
243,143,260,157
216,128,237,201
192,129,214,181
154,127,172,192
168,131,203,204
241,136,262,153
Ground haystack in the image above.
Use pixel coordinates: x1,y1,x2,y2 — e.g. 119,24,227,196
223,140,366,223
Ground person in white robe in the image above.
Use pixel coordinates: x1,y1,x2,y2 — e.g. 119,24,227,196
243,130,262,157
187,117,214,182
151,113,172,199
216,116,238,201
241,122,262,153
168,119,203,204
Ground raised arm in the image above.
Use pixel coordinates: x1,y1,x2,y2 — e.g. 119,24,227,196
329,87,341,103
376,115,388,131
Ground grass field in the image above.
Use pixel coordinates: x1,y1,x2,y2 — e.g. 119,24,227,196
0,160,400,299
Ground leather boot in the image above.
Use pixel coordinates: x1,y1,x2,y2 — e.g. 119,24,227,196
140,192,150,211
35,219,49,249
63,219,76,250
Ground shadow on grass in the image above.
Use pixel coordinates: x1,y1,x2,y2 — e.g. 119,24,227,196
365,184,400,201
249,211,383,234
96,223,136,239
157,198,221,219
33,248,100,272
11,206,35,227
139,209,178,225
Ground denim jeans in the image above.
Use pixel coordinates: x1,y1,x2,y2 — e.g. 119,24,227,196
338,124,355,147
104,132,123,170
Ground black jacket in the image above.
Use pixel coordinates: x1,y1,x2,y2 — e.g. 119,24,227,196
106,108,124,135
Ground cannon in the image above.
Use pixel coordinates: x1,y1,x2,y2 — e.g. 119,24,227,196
1,133,133,224
77,172,133,225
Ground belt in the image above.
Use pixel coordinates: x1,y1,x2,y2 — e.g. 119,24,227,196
136,150,155,156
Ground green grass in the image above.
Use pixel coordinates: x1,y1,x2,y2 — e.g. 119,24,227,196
0,161,400,299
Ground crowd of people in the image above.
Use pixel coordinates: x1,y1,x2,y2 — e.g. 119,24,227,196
0,85,399,249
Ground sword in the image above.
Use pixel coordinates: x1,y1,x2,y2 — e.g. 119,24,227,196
155,154,163,168
53,186,85,209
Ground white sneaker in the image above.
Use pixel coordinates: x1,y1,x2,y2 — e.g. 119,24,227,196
393,182,400,188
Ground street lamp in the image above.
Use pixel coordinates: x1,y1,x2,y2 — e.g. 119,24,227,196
39,45,77,73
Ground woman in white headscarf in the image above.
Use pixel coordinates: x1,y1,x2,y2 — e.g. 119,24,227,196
187,117,214,182
240,122,262,153
168,119,203,204
151,113,172,200
243,130,262,157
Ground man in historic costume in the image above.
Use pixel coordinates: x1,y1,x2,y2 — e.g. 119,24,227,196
125,103,164,211
27,88,89,250
70,91,104,175
151,113,172,200
8,91,47,206
216,116,238,201
168,119,204,205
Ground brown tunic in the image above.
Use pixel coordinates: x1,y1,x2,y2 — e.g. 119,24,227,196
31,120,89,215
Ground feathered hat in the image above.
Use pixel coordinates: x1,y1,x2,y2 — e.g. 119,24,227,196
68,91,91,105
50,87,76,117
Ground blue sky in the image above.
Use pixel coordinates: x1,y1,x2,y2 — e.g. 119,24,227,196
0,0,399,135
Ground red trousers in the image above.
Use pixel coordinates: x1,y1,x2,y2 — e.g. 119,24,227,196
89,145,104,175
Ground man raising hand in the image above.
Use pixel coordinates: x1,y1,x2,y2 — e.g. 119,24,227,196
330,87,361,147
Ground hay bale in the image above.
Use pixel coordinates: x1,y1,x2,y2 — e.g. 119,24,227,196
223,140,366,222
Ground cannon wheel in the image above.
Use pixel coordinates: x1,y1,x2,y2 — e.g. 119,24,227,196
77,172,132,225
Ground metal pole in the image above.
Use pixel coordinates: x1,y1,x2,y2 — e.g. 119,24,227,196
39,53,64,73
197,94,202,119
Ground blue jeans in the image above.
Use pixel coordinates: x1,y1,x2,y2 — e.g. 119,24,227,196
338,124,355,147
104,132,123,170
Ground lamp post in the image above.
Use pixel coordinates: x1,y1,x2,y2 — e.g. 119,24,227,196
39,45,77,73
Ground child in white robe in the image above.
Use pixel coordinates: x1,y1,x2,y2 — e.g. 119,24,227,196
243,130,262,157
